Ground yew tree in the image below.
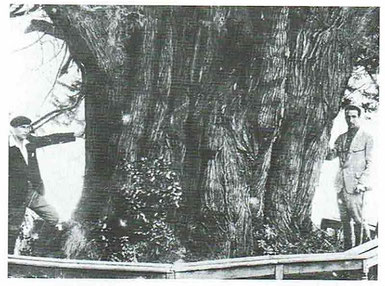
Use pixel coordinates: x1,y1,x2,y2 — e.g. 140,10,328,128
17,5,379,258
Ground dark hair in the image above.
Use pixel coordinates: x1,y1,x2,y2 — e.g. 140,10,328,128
10,116,32,127
345,105,361,117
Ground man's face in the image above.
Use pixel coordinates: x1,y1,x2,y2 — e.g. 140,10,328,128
345,110,360,129
13,124,31,140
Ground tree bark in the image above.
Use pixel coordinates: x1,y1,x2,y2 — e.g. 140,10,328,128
264,8,354,235
36,5,377,258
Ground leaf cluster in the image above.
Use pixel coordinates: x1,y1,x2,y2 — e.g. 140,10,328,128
90,157,183,262
253,224,341,256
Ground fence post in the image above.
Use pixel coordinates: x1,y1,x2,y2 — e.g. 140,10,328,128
275,264,284,280
362,260,369,280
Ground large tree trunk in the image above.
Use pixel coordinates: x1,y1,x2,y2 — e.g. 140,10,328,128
37,5,375,258
264,8,354,235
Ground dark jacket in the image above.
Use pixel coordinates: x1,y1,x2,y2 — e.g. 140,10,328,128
8,133,76,206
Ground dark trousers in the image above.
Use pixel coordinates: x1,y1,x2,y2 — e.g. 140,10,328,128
8,191,59,254
8,203,26,254
337,190,370,250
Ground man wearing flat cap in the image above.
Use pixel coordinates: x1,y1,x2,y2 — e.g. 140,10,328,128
8,115,82,254
326,105,373,250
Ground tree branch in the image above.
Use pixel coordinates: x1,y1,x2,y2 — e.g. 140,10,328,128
31,92,85,131
25,19,65,40
10,4,40,18
10,4,24,17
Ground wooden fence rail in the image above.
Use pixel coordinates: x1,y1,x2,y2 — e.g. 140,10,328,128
8,238,377,279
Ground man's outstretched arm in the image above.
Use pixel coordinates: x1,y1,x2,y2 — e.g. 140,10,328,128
29,132,81,148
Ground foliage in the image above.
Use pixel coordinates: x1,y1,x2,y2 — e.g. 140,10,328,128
343,67,379,113
253,223,342,255
344,8,379,113
86,157,184,262
351,8,379,79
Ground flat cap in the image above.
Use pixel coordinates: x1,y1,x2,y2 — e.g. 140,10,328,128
10,116,32,127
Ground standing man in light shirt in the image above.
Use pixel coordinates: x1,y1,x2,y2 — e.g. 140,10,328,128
8,115,83,254
326,105,373,250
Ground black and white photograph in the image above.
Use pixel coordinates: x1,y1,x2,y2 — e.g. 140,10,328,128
6,2,381,281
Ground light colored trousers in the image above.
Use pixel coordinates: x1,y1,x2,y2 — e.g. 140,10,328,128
338,190,370,250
